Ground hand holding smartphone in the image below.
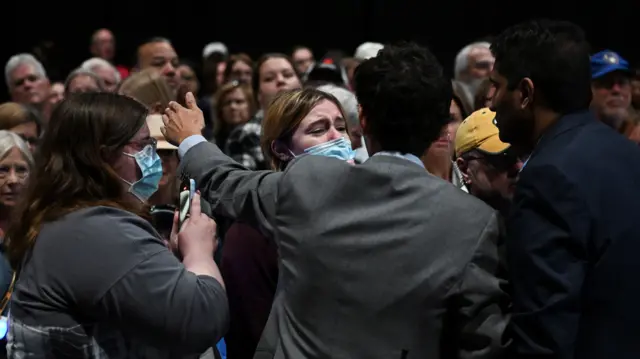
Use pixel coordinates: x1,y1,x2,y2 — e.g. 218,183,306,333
179,178,196,230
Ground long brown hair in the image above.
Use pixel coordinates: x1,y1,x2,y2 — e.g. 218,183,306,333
260,88,347,170
6,92,148,269
213,81,257,144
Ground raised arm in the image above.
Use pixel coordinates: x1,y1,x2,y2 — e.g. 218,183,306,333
162,92,280,237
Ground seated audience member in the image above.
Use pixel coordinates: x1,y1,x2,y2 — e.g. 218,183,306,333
0,131,33,356
221,88,355,358
81,57,121,92
0,103,42,153
6,92,227,358
212,81,257,151
164,42,507,358
455,108,523,216
64,68,105,94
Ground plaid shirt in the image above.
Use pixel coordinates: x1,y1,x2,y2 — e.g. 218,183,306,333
223,111,266,171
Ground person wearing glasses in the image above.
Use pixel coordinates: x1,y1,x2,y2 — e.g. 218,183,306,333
455,108,523,217
5,93,227,358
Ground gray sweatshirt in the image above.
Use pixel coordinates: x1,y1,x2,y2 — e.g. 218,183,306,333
8,206,228,358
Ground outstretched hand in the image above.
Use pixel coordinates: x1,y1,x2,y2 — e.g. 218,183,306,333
161,92,205,146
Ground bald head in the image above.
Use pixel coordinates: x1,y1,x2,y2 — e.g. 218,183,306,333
90,29,115,61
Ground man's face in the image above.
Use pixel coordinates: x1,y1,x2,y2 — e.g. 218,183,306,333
467,47,495,81
92,66,118,92
489,68,535,149
632,76,640,109
9,64,50,106
591,71,632,127
138,42,180,90
91,30,115,61
459,148,523,203
292,48,314,74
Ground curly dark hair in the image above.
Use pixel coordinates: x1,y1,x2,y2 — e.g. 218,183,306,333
353,42,451,156
491,19,592,114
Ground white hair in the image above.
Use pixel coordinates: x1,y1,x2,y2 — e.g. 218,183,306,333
317,84,359,130
81,57,121,83
454,42,491,80
4,54,47,88
0,130,34,168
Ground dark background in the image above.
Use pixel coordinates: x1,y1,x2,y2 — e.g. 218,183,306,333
1,0,638,101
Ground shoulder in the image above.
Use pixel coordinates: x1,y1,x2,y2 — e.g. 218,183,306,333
39,206,163,257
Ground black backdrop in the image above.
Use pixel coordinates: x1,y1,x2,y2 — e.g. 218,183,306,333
1,0,638,101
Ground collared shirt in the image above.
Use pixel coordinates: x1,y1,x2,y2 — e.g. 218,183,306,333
372,151,425,168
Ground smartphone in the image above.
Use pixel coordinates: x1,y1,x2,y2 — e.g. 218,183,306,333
179,179,196,229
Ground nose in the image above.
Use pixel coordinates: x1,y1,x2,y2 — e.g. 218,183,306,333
276,74,286,86
327,127,343,141
163,63,176,78
6,170,19,184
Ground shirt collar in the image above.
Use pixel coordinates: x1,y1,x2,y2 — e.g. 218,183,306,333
373,151,425,168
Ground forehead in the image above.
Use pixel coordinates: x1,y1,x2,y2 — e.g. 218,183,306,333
469,47,493,59
11,64,38,80
95,30,113,41
261,58,293,73
141,42,177,60
302,100,342,121
93,66,115,78
132,122,150,139
294,48,312,58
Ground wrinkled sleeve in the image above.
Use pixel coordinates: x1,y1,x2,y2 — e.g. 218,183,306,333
179,141,280,238
452,212,510,359
96,246,229,355
507,165,590,359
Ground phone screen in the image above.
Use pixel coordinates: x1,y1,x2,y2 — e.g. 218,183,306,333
179,179,195,228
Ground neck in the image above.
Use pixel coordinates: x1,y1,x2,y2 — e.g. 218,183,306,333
529,107,561,153
424,150,452,182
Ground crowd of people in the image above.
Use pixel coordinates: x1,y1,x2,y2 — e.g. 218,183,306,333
0,17,639,359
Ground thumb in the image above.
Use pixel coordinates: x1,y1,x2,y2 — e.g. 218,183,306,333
186,92,197,110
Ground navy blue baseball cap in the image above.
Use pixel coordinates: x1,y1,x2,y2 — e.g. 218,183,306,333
591,50,631,79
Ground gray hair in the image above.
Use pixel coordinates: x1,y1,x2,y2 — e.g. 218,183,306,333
64,68,105,94
454,41,491,80
0,130,34,168
4,54,48,88
81,57,121,83
316,84,359,130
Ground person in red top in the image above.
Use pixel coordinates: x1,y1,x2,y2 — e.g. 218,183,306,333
89,28,129,80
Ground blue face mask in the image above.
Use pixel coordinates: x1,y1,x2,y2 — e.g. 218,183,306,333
123,144,163,202
302,137,356,162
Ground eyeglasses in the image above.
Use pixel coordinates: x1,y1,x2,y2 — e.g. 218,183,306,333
465,151,521,172
0,164,29,180
129,137,157,152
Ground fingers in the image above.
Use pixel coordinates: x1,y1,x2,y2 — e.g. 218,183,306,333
170,210,180,235
190,191,202,217
186,92,197,110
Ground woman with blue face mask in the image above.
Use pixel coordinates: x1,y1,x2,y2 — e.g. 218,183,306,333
5,92,228,358
220,88,355,357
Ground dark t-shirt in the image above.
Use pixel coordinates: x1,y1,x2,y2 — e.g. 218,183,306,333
9,206,228,358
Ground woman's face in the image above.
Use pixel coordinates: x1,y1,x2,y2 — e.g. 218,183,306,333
10,122,39,153
449,99,464,144
0,147,29,208
221,88,251,127
258,58,301,109
230,61,252,85
288,100,348,155
178,65,199,95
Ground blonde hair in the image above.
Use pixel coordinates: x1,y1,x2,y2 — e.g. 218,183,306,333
260,88,347,170
0,102,41,134
118,69,174,112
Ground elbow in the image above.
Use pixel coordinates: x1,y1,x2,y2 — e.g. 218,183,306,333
174,277,230,353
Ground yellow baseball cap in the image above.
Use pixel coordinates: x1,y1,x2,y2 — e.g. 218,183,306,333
454,108,510,157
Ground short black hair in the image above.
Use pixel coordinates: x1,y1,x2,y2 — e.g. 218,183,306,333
491,19,592,114
353,42,451,156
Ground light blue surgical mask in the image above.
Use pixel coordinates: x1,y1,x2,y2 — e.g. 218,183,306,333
122,143,163,202
301,137,356,162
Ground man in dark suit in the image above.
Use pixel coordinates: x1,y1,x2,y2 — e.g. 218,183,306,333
162,43,508,359
490,19,640,359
